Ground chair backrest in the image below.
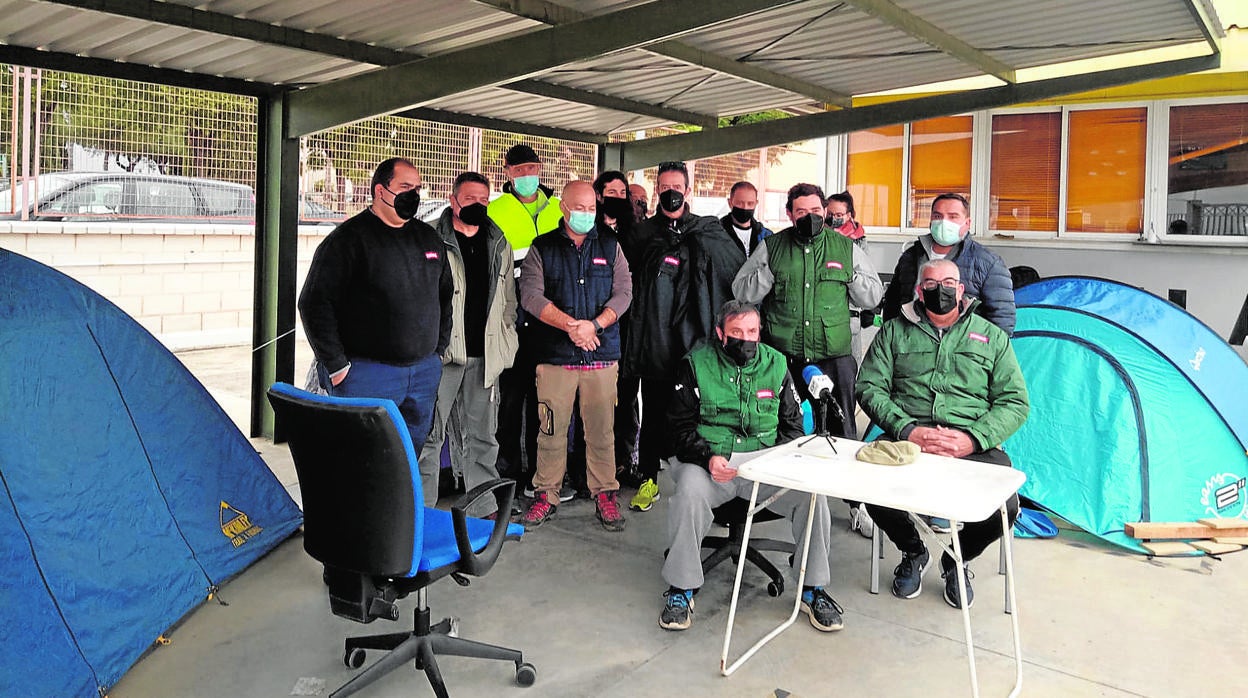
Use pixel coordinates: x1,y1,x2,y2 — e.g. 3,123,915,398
267,383,424,577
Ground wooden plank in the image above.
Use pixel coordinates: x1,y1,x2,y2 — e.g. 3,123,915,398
1197,518,1247,530
1213,537,1248,545
1125,521,1248,539
1191,540,1243,555
1141,541,1197,556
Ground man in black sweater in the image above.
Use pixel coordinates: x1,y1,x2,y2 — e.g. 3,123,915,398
299,157,453,454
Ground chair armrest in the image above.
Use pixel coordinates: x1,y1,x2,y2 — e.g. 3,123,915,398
451,478,517,576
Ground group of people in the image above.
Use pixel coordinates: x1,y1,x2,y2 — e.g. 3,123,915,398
297,144,1030,638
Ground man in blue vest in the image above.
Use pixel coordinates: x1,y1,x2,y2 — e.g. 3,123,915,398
659,300,841,632
517,180,632,531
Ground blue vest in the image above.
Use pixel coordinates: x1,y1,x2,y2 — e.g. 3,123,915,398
531,226,622,365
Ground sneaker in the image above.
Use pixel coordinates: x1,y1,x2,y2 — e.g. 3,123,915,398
519,495,557,529
941,557,975,609
800,587,845,632
891,547,930,599
630,478,660,512
522,483,576,503
595,491,627,532
659,588,694,630
848,505,874,538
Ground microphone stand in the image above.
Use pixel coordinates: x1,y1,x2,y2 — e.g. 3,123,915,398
798,397,838,454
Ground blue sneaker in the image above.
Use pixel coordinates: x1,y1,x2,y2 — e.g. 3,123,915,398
800,587,844,631
659,588,693,630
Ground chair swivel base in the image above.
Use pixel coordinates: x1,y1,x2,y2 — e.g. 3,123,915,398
332,606,535,698
701,534,794,597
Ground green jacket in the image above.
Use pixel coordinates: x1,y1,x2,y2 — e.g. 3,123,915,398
687,341,788,457
856,298,1029,451
434,208,518,387
486,190,562,255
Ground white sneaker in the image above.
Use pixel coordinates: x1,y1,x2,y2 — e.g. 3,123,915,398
849,505,874,538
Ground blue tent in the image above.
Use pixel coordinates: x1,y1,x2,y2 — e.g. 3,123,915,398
1005,276,1248,552
0,249,303,696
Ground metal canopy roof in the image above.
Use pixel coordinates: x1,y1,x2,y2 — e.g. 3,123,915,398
0,0,1224,150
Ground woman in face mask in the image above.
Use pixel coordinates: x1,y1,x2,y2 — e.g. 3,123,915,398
593,170,635,234
825,191,867,251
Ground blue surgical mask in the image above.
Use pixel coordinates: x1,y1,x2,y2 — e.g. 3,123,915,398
930,219,963,246
567,210,596,234
513,175,540,198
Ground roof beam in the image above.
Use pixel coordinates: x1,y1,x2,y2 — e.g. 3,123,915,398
843,0,1017,84
0,44,279,97
395,108,608,144
474,0,851,108
285,0,789,137
603,53,1220,171
1181,0,1223,54
506,80,717,130
36,0,403,66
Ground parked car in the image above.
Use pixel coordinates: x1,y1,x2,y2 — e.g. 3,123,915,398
0,171,360,225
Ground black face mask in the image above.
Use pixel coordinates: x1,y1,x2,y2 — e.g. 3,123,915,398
827,215,846,229
793,212,823,241
731,206,755,225
600,196,633,221
658,189,685,214
722,337,759,366
457,201,488,226
921,285,959,315
388,188,421,221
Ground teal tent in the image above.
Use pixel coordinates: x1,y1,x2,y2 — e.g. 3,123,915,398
1006,277,1248,552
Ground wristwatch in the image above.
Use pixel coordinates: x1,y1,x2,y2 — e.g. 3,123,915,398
592,319,604,335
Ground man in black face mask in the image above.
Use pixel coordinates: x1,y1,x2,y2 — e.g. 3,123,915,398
855,259,1029,609
414,172,517,515
624,161,743,514
720,180,773,257
658,300,842,633
300,157,452,455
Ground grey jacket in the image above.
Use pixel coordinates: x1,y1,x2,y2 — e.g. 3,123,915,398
435,207,518,387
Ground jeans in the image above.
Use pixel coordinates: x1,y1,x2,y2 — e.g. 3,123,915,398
326,353,442,456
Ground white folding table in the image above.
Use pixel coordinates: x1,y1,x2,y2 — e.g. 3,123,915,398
720,437,1026,697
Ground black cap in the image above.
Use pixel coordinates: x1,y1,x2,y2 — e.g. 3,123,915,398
505,144,541,166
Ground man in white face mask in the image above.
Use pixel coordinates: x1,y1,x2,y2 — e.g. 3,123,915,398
879,193,1015,336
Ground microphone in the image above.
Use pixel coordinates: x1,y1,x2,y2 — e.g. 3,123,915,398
802,365,835,401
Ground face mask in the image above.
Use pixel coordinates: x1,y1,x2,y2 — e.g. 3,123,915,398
658,189,685,214
730,206,755,224
567,210,596,235
513,175,540,198
921,285,959,315
457,201,488,226
600,196,632,221
827,215,846,229
793,212,823,241
722,337,759,366
930,219,963,246
385,187,420,221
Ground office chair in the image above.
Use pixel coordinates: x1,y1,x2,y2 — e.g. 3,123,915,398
267,383,535,698
700,497,796,597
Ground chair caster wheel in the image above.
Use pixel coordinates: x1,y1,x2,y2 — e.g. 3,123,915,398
515,662,537,687
344,647,366,669
767,580,783,597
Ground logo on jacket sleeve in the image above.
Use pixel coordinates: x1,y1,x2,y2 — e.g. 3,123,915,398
592,257,608,265
663,256,681,266
968,332,989,344
425,251,440,260
756,389,775,399
825,261,843,270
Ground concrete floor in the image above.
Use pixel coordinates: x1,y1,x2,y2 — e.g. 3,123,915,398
109,344,1248,698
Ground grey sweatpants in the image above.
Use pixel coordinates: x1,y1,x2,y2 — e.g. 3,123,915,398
418,358,501,516
662,460,833,591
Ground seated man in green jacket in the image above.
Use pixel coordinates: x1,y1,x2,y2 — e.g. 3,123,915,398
659,300,841,633
855,259,1029,609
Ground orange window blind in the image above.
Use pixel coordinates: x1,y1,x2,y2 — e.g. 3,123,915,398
909,116,972,227
1066,108,1146,233
847,124,903,227
990,113,1060,232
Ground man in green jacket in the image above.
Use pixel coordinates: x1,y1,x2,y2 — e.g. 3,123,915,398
855,259,1029,609
418,172,518,516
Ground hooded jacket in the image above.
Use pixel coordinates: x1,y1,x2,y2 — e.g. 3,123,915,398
881,233,1016,335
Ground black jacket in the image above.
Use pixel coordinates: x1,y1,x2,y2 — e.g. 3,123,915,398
881,234,1016,335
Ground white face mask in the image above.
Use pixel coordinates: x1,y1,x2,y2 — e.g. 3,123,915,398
930,219,963,246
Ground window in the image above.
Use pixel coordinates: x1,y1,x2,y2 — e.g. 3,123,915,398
989,113,1060,232
1167,102,1248,237
1066,108,1146,234
909,116,972,227
847,124,903,227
